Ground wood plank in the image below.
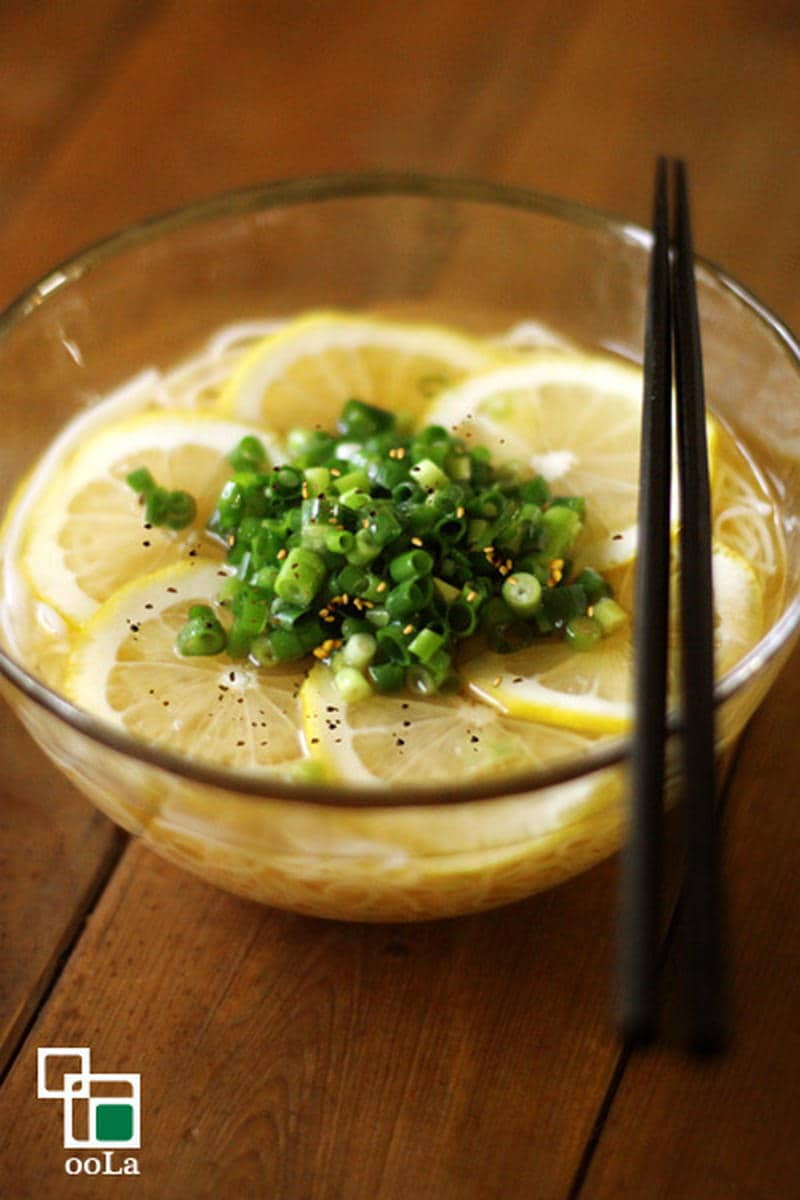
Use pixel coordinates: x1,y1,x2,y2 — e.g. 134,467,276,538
579,640,800,1198
0,0,590,307
494,0,800,325
0,710,124,1074
0,0,156,1078
0,839,627,1199
0,0,159,221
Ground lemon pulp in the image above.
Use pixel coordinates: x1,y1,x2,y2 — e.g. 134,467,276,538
1,313,776,778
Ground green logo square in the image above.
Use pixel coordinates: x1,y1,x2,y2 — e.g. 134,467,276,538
95,1103,134,1142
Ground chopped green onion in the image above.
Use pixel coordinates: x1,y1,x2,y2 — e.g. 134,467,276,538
251,565,279,591
347,528,382,565
338,398,395,439
592,597,628,635
126,466,156,494
411,426,451,467
273,465,303,497
519,475,550,506
549,495,587,521
565,615,602,651
408,627,445,663
263,626,305,662
333,563,368,595
501,572,542,618
226,622,254,659
574,567,613,604
448,598,478,638
368,661,405,693
161,490,197,530
340,487,371,511
274,547,326,607
389,548,434,582
286,427,335,465
433,576,460,603
270,600,308,630
540,584,588,628
176,606,227,656
447,451,472,481
433,513,467,544
304,466,330,496
333,665,372,704
404,503,438,535
540,505,582,560
341,616,374,639
376,622,413,663
406,647,451,693
126,467,197,530
410,457,450,491
365,505,403,547
177,394,615,702
391,480,420,505
341,632,377,669
228,435,268,472
368,458,408,492
385,577,432,621
333,468,370,494
324,527,355,555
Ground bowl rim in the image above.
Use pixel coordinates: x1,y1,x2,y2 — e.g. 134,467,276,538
1,169,799,808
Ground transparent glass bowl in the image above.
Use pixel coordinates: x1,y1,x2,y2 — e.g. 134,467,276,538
2,175,800,921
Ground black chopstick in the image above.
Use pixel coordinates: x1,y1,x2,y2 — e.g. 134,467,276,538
616,159,723,1053
672,160,724,1054
616,157,672,1046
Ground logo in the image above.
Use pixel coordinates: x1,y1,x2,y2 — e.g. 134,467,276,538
37,1047,141,1176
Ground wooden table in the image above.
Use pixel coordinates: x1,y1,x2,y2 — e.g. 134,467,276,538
1,3,799,1196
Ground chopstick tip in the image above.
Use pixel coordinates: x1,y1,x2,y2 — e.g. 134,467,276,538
687,1012,726,1058
614,995,659,1050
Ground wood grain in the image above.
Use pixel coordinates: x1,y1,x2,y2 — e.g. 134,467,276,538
0,840,625,1200
0,712,123,1075
495,0,800,326
0,0,151,1081
0,0,589,305
580,642,800,1198
0,1,159,223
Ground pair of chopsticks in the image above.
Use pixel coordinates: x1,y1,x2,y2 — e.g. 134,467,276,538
616,158,723,1054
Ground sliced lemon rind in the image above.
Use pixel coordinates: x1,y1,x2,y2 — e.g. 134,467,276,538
467,674,632,735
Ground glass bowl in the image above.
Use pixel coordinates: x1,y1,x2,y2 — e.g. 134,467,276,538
1,174,799,921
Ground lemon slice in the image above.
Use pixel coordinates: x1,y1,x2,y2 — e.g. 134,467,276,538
465,542,764,734
20,410,275,625
65,558,307,771
219,311,499,430
426,352,719,570
300,661,600,785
